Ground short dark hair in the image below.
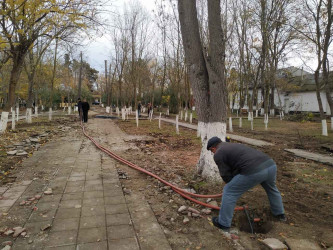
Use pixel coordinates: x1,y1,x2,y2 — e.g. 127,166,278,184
207,136,222,150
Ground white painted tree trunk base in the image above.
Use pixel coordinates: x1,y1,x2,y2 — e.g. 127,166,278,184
270,109,275,116
166,109,169,116
121,108,125,120
49,108,53,121
12,111,15,130
35,106,38,117
16,108,19,122
251,120,254,130
136,110,139,127
106,106,110,113
264,114,268,130
255,110,258,117
185,111,188,122
176,115,179,134
322,120,328,136
197,122,226,181
26,108,32,123
116,107,120,117
239,117,242,128
42,105,44,111
190,113,193,124
0,112,9,133
180,111,183,120
229,117,233,132
159,113,161,129
331,117,333,131
68,106,72,115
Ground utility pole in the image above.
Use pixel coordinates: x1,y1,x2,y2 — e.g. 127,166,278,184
105,60,109,106
109,63,112,107
78,52,83,99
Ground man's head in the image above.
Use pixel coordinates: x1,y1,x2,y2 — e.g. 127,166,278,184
83,98,87,102
78,98,81,101
207,136,222,153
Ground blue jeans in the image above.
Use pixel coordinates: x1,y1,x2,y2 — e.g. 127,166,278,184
218,164,284,227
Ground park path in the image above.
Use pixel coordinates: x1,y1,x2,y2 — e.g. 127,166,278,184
0,118,171,249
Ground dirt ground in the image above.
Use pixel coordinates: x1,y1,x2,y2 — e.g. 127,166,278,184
112,112,333,249
1,108,332,249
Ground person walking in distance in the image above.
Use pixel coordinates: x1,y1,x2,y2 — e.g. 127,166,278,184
81,98,90,123
138,101,142,117
206,136,286,232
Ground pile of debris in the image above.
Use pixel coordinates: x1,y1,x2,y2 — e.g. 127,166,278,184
6,134,49,157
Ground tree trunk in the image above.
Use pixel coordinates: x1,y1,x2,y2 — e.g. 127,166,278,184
4,52,25,111
178,0,227,180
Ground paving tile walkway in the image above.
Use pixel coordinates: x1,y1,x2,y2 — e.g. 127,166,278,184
0,131,171,249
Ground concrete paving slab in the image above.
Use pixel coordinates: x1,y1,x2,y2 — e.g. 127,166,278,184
82,197,104,206
107,225,135,240
285,149,333,166
81,205,105,217
108,238,139,250
77,227,107,244
45,245,76,250
104,196,126,205
38,194,62,203
66,180,85,187
83,190,104,199
64,185,84,193
55,207,81,219
80,215,106,228
45,230,77,247
51,217,80,232
106,213,131,226
105,204,128,215
285,239,321,250
29,208,57,222
77,241,108,250
62,192,83,201
139,233,172,250
24,220,53,234
59,199,82,208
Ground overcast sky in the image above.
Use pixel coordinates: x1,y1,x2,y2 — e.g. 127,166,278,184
80,0,156,73
79,0,318,74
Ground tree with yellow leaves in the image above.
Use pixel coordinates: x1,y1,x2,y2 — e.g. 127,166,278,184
0,0,100,111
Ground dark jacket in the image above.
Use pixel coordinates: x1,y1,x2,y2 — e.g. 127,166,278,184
213,143,274,183
78,101,82,111
82,102,90,112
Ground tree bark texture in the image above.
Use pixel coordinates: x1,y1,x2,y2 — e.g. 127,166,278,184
178,0,227,180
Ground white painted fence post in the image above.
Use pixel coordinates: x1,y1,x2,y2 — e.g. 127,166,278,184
239,117,242,128
49,108,52,121
176,115,179,134
190,113,193,124
229,117,233,132
0,112,9,133
16,107,19,122
12,111,15,130
136,110,139,127
159,113,161,129
322,120,328,136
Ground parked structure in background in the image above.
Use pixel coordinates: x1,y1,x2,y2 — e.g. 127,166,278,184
230,67,332,115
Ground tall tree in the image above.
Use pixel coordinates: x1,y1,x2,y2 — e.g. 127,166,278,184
178,0,228,179
0,0,99,111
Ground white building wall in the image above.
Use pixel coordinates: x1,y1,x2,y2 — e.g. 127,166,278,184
230,89,332,114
